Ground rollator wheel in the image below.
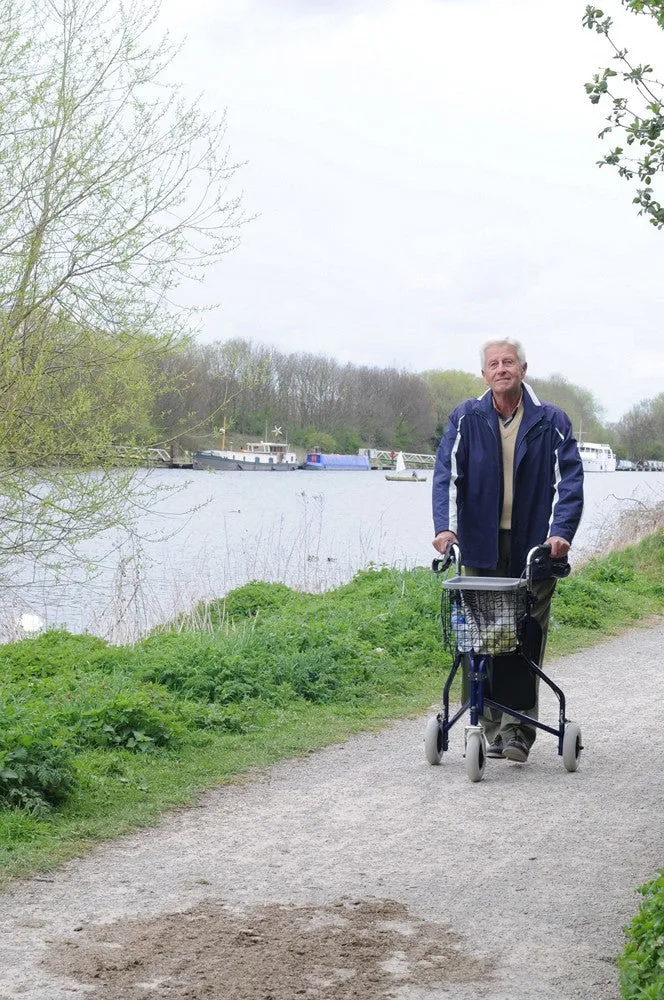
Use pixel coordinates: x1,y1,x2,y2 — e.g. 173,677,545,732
465,730,486,783
562,721,582,772
424,715,444,765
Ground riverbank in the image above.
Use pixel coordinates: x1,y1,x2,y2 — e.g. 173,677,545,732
2,530,664,883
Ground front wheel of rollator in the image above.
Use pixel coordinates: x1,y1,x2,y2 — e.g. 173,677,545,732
562,721,583,772
424,715,444,765
465,729,486,782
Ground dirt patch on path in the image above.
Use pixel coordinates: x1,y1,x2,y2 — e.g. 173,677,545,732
47,898,486,999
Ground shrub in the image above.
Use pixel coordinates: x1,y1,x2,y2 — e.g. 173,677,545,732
620,870,664,999
137,630,284,705
0,728,76,815
67,687,187,752
0,629,125,681
209,581,295,623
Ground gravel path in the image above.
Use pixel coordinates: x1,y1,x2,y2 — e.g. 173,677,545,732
0,623,663,1000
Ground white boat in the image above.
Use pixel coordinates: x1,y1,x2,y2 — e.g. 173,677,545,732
193,439,299,472
578,442,616,473
385,451,427,482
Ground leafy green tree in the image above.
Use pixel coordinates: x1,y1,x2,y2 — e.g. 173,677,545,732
0,0,243,578
422,369,486,448
615,393,664,460
527,374,607,441
422,369,485,419
333,427,363,455
584,1,664,227
290,428,337,453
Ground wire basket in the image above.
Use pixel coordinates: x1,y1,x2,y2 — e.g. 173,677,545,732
441,576,528,655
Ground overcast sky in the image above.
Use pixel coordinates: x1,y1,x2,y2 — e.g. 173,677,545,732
160,0,664,424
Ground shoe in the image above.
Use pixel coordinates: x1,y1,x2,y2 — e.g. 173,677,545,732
486,737,505,758
503,736,529,762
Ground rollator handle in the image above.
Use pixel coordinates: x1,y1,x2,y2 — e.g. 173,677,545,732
432,541,461,574
527,543,571,583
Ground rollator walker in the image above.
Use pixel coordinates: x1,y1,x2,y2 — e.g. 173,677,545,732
424,542,583,782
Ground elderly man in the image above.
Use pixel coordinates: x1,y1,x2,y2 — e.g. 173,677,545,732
432,338,584,762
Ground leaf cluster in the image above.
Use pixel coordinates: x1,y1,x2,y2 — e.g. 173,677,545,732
615,393,664,461
619,869,664,999
584,2,664,227
0,728,75,817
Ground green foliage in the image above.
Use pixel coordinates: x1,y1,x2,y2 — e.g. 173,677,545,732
305,431,337,452
288,648,347,702
551,543,660,633
334,427,363,454
0,629,123,682
585,559,635,585
619,870,664,999
289,426,323,449
138,629,284,705
584,2,664,228
65,687,187,752
0,727,76,817
527,373,606,442
617,395,664,462
421,369,486,432
551,577,606,629
217,581,296,620
0,565,443,827
141,568,442,708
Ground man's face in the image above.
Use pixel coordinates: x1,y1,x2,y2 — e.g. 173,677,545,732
482,344,526,395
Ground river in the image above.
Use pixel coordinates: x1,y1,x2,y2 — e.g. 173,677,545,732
6,469,664,642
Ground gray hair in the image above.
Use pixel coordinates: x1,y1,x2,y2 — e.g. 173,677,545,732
480,338,527,370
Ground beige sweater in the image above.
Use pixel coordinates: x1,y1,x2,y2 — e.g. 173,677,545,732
499,403,524,530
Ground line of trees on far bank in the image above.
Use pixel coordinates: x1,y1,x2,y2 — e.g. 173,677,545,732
149,337,663,462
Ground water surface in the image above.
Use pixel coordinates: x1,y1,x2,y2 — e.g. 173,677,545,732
6,469,663,640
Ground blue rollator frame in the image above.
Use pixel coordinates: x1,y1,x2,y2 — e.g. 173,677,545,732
425,543,583,781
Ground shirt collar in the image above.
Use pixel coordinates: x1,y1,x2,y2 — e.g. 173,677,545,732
493,391,523,426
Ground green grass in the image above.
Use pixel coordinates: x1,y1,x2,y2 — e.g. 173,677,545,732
1,531,664,894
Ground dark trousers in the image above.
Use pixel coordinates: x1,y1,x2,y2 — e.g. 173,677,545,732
462,530,556,748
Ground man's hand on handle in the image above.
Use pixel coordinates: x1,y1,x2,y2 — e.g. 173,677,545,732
433,531,569,560
544,535,570,559
433,530,457,555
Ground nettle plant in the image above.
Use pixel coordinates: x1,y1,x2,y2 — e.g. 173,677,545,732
0,731,76,816
584,2,664,227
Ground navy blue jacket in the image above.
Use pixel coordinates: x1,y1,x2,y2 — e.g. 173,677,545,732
432,384,584,575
